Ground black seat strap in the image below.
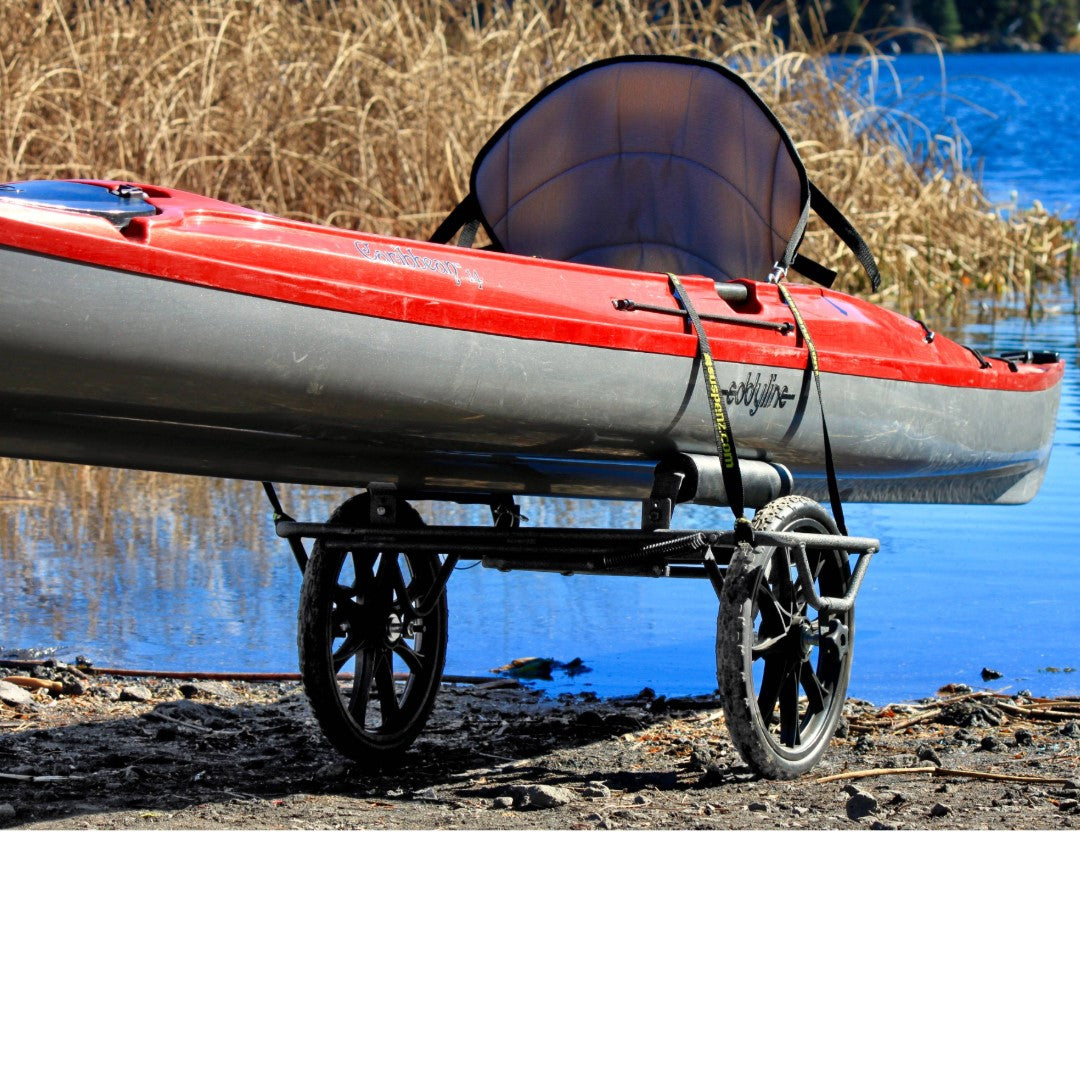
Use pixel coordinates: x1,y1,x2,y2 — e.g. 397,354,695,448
808,182,881,292
429,193,485,247
791,251,837,289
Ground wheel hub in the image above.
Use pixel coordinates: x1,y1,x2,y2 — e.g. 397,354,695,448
795,616,815,661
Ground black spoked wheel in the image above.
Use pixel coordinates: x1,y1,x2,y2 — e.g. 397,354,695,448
298,494,448,767
717,496,853,779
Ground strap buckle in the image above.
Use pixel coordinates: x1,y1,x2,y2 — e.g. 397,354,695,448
767,262,788,285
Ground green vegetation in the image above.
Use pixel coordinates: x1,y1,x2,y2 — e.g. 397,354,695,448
819,0,1079,50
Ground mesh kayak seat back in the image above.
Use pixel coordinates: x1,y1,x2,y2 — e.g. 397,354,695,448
432,55,878,290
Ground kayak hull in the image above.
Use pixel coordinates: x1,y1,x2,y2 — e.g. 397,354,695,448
0,181,1063,505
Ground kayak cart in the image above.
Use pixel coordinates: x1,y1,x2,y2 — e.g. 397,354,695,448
265,458,878,780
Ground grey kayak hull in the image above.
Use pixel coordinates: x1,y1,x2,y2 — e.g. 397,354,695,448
0,244,1060,505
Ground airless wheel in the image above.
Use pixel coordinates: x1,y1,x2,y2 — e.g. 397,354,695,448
298,494,448,767
717,496,853,779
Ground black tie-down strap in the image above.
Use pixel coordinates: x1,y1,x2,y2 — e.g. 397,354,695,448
776,279,848,536
667,274,753,546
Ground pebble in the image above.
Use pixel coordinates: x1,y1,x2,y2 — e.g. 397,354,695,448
939,699,1001,728
748,801,769,813
1058,800,1078,813
980,735,1003,752
916,743,943,766
689,741,714,768
1014,729,1034,747
0,803,16,823
120,684,153,703
702,762,727,785
509,783,572,810
583,783,610,800
178,682,230,700
1061,722,1080,737
930,803,951,818
0,680,34,708
846,792,879,821
492,796,514,810
59,674,87,696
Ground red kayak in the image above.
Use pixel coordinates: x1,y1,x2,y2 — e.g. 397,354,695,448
0,174,1061,505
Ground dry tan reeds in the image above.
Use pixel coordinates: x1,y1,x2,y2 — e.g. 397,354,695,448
0,0,1073,308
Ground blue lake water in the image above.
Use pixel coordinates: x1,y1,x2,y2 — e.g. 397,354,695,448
855,51,1080,220
1,52,1078,704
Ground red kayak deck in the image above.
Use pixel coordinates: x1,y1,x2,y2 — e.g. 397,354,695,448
0,181,1060,397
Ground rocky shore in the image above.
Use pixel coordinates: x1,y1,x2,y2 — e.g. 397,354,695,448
2,661,1078,830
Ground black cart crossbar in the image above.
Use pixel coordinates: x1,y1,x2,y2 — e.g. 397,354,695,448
275,520,878,612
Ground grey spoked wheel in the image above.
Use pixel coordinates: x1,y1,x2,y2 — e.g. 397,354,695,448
717,496,853,779
298,494,448,767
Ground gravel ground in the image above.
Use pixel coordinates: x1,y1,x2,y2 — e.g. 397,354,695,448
2,663,1079,830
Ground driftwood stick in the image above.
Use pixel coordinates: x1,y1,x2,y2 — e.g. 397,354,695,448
995,699,1080,721
3,675,62,694
814,765,937,783
815,764,1067,786
889,714,942,732
0,772,77,783
934,767,1066,786
885,690,1030,732
1009,709,1079,724
881,691,985,731
144,715,209,734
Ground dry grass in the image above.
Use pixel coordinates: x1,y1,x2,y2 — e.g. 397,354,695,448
0,0,1073,308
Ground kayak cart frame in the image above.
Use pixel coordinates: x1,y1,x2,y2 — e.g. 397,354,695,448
264,461,879,780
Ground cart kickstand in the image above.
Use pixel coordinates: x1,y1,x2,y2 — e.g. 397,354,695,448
702,545,725,601
261,481,308,574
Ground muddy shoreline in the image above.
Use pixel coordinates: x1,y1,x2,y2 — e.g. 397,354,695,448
2,662,1078,830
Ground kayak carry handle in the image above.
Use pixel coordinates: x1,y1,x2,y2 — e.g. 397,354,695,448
714,282,750,303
